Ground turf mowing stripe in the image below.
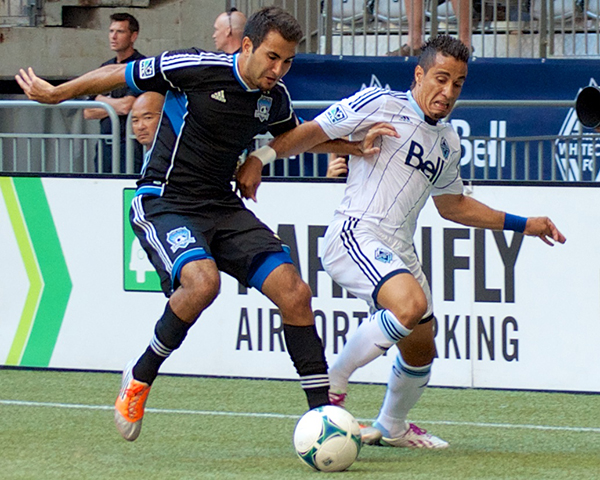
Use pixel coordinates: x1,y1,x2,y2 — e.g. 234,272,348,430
1,399,599,433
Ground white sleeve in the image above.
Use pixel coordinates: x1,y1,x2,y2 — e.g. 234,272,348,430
314,87,385,140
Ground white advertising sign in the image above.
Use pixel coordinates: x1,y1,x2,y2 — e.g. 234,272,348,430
0,177,596,392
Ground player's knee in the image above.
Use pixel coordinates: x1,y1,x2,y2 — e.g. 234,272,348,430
279,277,313,314
180,265,220,303
394,295,428,329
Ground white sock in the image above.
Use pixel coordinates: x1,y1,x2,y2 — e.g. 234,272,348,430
374,353,432,438
329,310,412,393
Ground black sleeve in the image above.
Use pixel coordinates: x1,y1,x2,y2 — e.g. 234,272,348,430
267,85,299,137
126,48,207,96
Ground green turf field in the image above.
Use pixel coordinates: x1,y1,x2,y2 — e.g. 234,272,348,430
0,368,599,479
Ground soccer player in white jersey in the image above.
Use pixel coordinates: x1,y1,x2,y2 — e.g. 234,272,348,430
237,34,566,449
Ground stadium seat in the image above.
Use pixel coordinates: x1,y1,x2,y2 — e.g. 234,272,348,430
585,0,600,18
332,0,370,24
375,0,408,23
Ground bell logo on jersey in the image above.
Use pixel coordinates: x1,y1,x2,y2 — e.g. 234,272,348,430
325,105,348,124
405,140,444,184
166,227,196,253
139,58,155,79
255,95,273,122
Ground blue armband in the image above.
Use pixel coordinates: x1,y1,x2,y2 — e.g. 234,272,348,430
503,213,527,233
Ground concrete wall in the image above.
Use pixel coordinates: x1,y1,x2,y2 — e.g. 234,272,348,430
0,0,225,79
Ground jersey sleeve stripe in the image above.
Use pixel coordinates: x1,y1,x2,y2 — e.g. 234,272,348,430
125,62,144,95
269,80,295,126
161,52,232,71
348,87,386,110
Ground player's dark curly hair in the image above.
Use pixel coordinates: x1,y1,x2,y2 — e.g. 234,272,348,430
418,35,470,72
243,6,303,50
110,13,139,34
409,35,469,89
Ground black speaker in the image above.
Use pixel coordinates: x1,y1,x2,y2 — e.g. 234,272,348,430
575,86,600,129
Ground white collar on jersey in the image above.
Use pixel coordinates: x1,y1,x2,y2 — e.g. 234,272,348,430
406,90,440,126
232,53,261,92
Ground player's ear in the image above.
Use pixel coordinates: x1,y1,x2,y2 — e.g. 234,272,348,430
414,65,424,86
241,36,253,55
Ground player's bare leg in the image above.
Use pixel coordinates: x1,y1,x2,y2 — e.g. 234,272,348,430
115,259,220,441
328,273,427,405
261,263,330,409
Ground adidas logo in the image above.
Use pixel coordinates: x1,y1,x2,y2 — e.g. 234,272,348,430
211,90,226,103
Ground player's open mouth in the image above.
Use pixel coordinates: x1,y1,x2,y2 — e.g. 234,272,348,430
433,101,449,113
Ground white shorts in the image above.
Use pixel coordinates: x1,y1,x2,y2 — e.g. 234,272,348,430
322,214,433,317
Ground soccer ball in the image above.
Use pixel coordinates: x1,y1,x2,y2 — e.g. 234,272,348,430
293,405,362,472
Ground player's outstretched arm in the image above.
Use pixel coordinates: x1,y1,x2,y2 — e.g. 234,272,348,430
237,121,398,201
16,64,127,104
237,121,330,202
309,122,399,157
433,193,566,246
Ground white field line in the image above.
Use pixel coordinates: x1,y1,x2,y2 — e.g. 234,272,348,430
1,399,600,434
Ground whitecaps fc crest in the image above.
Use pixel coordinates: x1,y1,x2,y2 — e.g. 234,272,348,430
375,248,393,264
440,137,450,160
166,227,196,253
556,77,600,181
255,95,273,122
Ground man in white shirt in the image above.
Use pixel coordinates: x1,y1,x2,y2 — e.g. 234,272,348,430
237,34,566,449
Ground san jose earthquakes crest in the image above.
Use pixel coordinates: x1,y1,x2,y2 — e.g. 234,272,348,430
255,95,273,122
166,227,196,253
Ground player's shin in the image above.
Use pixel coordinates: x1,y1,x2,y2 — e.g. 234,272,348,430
283,324,330,409
329,310,412,394
374,353,431,437
132,302,192,384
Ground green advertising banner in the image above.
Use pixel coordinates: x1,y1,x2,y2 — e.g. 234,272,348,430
122,188,161,292
0,177,72,367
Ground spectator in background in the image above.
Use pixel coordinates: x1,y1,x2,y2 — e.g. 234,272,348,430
131,92,165,150
389,0,472,56
326,154,349,178
213,8,247,53
84,12,144,173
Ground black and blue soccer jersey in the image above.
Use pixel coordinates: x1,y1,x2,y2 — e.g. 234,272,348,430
125,49,298,199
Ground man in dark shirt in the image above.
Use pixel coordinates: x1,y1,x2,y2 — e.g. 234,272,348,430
84,12,144,173
16,6,383,443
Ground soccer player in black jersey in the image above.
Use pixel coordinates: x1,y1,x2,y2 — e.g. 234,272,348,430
16,6,383,442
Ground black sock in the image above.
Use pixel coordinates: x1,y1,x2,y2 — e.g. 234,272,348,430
283,324,330,409
133,302,192,385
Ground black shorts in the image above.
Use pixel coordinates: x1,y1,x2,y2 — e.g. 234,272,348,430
130,192,290,296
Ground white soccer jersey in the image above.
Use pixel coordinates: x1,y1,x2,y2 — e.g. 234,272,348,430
315,87,464,246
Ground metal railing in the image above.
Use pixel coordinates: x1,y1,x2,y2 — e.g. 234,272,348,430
3,99,600,182
3,1,599,57
230,0,600,58
0,100,120,174
266,99,600,182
